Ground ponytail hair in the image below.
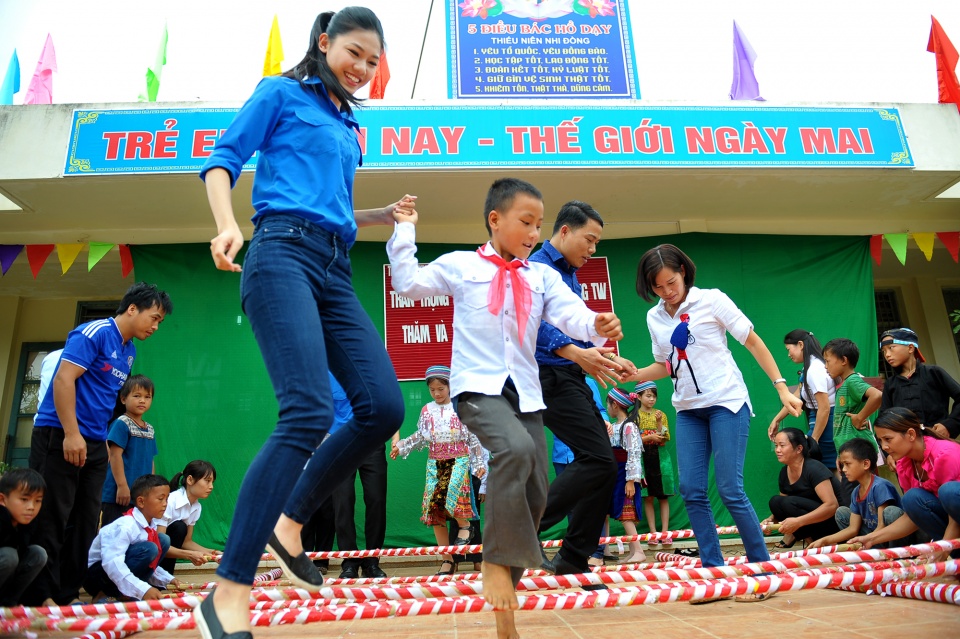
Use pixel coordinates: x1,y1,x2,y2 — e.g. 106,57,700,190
874,407,955,443
170,459,217,491
776,427,822,460
282,7,385,115
784,329,824,407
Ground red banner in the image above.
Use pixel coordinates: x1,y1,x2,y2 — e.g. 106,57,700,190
384,256,615,380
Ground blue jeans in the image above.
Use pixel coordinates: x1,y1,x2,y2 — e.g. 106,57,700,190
83,536,170,599
902,483,960,556
835,505,910,547
218,214,405,585
806,406,836,469
675,403,770,567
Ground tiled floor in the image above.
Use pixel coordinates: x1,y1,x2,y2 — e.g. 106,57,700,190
24,551,960,639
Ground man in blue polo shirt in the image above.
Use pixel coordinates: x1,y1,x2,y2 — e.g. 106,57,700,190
24,282,172,605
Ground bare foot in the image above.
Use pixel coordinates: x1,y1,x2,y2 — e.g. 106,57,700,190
482,561,519,610
495,609,520,639
618,551,647,564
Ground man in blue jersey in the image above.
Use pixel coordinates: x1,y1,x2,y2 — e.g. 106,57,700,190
24,282,172,605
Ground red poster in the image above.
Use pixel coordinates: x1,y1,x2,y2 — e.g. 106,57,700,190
384,256,615,380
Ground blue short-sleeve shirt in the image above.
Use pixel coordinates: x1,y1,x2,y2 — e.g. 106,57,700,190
102,416,159,504
34,318,136,441
849,476,901,532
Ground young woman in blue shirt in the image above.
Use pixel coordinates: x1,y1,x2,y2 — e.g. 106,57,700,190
195,8,412,639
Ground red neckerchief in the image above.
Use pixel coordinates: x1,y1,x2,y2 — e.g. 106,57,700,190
125,508,162,570
476,247,532,347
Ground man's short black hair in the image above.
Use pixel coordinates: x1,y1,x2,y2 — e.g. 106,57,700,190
552,200,603,235
482,178,543,236
131,474,169,501
117,282,173,316
0,467,46,496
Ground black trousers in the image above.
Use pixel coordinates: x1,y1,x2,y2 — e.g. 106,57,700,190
769,494,841,542
537,365,617,570
159,520,189,575
24,427,109,605
300,496,336,570
335,444,388,570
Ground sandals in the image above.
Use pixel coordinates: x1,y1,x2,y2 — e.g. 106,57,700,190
436,559,457,576
773,537,796,550
735,591,776,603
455,525,472,546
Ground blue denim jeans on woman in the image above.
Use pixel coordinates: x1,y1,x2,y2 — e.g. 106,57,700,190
217,214,405,585
901,482,960,557
675,403,770,568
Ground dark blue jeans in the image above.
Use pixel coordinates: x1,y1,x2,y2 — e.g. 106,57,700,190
83,537,170,599
675,403,770,567
217,214,404,585
902,483,960,557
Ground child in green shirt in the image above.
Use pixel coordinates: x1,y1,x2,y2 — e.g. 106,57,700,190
823,338,882,455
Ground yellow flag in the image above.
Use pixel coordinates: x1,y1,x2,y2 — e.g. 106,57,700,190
56,243,84,274
912,233,935,261
263,15,284,77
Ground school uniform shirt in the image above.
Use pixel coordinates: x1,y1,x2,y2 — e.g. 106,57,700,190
880,363,960,438
158,487,202,529
34,318,136,441
894,437,960,497
87,508,174,599
33,348,62,424
647,287,753,414
200,76,363,246
387,223,603,413
800,358,836,409
848,476,901,533
101,415,158,504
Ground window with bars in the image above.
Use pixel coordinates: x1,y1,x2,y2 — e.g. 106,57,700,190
875,289,902,379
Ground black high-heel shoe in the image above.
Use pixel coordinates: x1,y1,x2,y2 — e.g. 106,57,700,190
436,559,457,576
266,532,326,589
454,526,473,546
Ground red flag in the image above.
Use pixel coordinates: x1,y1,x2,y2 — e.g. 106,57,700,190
119,244,134,278
26,244,55,278
369,51,390,100
927,16,960,113
869,234,883,266
937,231,959,262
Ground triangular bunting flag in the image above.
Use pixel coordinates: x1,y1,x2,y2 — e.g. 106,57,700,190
937,231,960,262
869,234,883,266
263,15,284,77
88,242,114,271
912,233,936,261
56,243,84,274
119,244,134,277
730,21,764,101
139,23,168,102
26,244,55,278
885,233,908,265
928,16,960,113
0,244,24,275
23,34,56,105
1,49,20,105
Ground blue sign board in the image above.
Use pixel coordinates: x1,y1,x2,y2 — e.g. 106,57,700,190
64,105,913,176
445,0,640,99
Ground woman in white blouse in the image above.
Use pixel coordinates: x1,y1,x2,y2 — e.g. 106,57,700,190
625,244,802,568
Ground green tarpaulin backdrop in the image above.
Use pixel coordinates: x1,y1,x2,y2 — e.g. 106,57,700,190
131,233,876,551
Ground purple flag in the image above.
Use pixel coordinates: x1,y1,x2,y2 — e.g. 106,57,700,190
730,20,764,101
0,245,24,276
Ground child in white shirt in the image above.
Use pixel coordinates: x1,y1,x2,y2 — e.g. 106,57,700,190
388,178,623,639
84,474,179,601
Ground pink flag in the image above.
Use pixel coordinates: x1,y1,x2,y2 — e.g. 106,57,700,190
23,34,57,105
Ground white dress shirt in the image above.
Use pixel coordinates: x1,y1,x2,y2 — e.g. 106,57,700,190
647,287,754,414
387,222,603,413
159,486,202,528
800,358,837,409
87,508,174,599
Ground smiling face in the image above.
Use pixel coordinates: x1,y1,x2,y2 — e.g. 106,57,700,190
651,266,687,309
773,432,802,465
554,219,602,269
122,385,153,420
785,342,804,364
488,193,544,262
0,486,43,526
319,29,382,98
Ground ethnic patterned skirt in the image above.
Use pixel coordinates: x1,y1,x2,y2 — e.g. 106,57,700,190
421,455,475,526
